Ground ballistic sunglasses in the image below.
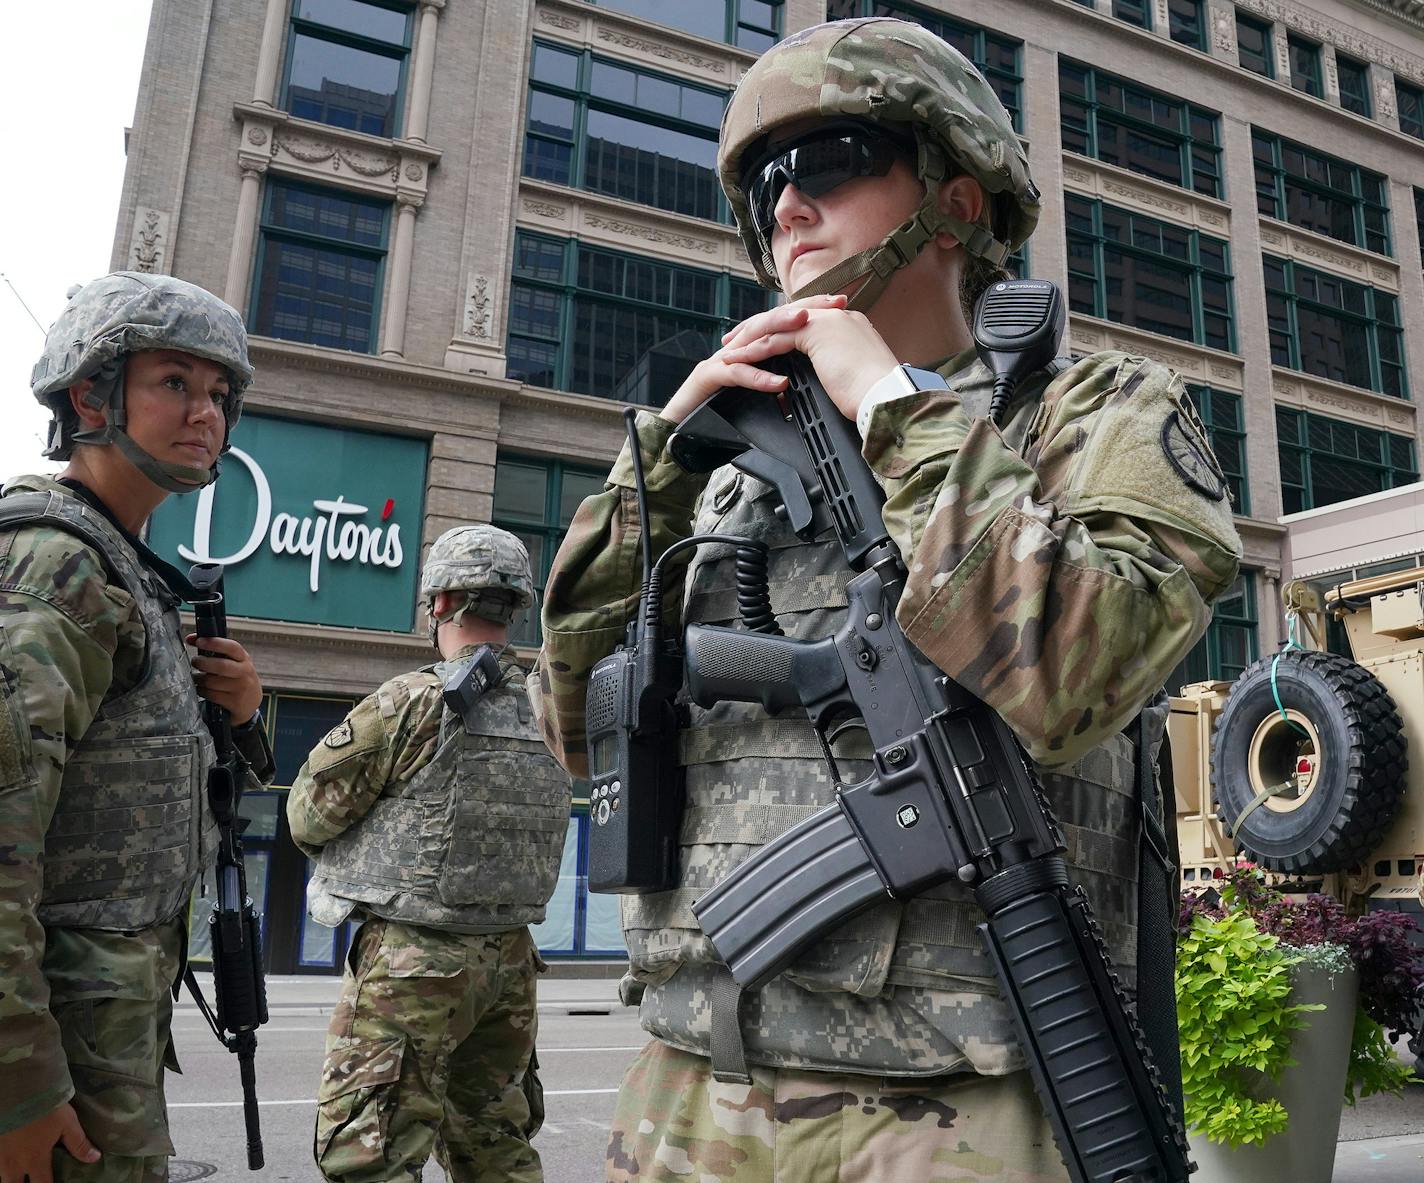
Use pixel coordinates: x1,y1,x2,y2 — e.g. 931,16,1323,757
744,123,916,248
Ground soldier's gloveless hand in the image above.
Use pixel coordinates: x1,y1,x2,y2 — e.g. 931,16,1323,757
0,1102,100,1183
185,633,264,725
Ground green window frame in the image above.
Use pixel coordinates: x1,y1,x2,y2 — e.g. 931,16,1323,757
1276,406,1418,513
1168,0,1207,51
1287,33,1322,98
1335,53,1371,118
1066,195,1235,351
506,230,771,401
1170,573,1258,691
1184,385,1250,514
251,178,389,354
280,0,414,139
1398,79,1424,139
1252,129,1390,255
1237,12,1273,78
1264,254,1406,397
492,454,611,647
827,1,1023,131
523,40,728,224
1414,187,1424,267
1060,59,1222,197
584,0,782,52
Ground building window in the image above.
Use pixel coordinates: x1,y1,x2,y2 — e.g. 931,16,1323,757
524,41,726,223
492,454,610,647
1185,385,1250,513
282,0,413,138
1168,0,1206,50
827,1,1023,130
1276,407,1418,513
1264,255,1406,397
252,179,388,353
1112,0,1151,28
1398,79,1424,139
1415,188,1424,267
1060,60,1221,197
269,692,361,787
1170,573,1257,691
1252,130,1390,255
1287,33,1322,98
506,231,771,401
585,0,782,52
1336,53,1371,117
1236,12,1273,78
1066,196,1234,351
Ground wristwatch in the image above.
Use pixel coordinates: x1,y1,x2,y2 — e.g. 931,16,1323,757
855,364,951,438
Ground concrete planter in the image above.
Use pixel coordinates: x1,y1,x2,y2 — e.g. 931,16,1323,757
1188,961,1359,1183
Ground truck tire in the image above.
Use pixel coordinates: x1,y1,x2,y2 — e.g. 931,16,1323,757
1210,650,1406,874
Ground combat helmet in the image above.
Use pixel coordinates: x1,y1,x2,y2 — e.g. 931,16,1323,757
421,524,535,644
719,17,1041,310
30,271,253,492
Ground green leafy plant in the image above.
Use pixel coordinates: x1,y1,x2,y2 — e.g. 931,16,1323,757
1176,908,1323,1145
1178,865,1422,1145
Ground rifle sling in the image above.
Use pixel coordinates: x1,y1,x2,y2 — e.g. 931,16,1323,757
709,966,752,1085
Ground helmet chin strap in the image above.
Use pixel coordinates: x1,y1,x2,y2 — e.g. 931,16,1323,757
70,357,219,493
785,133,1013,313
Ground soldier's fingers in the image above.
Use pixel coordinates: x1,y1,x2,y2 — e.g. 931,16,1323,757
719,361,789,392
185,634,245,658
190,653,246,677
58,1108,100,1165
720,295,842,350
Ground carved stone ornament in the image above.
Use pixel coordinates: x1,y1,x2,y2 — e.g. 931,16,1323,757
247,127,269,146
465,273,494,340
1233,0,1424,86
584,211,716,254
538,10,579,30
1387,409,1414,426
127,206,169,274
273,131,400,180
523,198,566,218
405,163,424,181
1377,76,1398,119
1211,363,1238,381
1212,5,1236,53
595,26,726,74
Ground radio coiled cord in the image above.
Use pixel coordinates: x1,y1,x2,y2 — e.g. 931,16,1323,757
648,533,779,635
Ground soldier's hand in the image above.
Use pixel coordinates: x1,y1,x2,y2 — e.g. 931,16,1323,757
186,633,264,724
0,1102,100,1183
659,294,848,425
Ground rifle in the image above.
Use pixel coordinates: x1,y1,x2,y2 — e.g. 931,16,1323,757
183,563,269,1171
665,337,1192,1182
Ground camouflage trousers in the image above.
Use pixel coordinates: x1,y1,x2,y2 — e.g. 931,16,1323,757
606,1039,1069,1183
46,920,185,1183
315,917,544,1183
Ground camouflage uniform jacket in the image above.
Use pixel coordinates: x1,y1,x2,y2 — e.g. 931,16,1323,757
0,475,269,1133
532,351,1242,1078
288,651,570,935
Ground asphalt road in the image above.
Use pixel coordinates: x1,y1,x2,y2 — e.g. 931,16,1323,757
164,1005,643,1181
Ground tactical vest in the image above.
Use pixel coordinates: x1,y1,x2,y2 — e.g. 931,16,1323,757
310,665,571,934
0,488,217,931
622,359,1143,1077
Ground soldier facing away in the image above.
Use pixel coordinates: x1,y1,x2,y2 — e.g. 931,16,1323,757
288,525,570,1183
531,17,1243,1183
0,272,274,1183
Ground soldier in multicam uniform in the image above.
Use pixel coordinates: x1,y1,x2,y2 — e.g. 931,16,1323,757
0,271,273,1183
531,17,1244,1183
287,525,570,1183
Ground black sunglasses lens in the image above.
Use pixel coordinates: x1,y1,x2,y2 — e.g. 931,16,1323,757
748,134,899,236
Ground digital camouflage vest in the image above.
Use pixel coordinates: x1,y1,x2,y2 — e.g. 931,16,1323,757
0,488,217,930
312,665,571,934
622,359,1143,1078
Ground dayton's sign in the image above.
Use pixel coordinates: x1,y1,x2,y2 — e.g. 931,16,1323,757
148,414,428,632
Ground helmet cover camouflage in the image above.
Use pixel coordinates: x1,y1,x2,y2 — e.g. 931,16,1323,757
719,18,1040,292
422,525,534,629
31,271,253,437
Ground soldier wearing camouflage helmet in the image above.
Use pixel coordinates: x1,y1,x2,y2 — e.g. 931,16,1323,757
288,524,568,1182
531,17,1241,1182
0,271,273,1182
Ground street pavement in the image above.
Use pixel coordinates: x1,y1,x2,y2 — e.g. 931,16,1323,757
163,969,1423,1182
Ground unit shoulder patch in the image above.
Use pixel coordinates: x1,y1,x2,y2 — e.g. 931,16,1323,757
324,720,354,749
1160,410,1227,502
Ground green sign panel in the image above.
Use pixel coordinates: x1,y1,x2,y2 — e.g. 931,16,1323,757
148,414,428,632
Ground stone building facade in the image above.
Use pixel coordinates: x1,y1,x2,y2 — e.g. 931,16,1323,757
112,0,1424,969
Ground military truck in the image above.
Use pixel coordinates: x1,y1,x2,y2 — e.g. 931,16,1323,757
1170,564,1424,1054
